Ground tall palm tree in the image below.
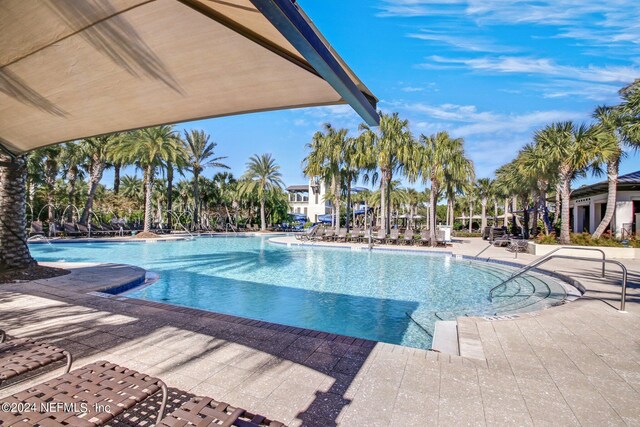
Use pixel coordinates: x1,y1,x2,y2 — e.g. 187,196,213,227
303,124,347,231
239,154,284,231
0,155,38,269
417,131,474,244
79,135,119,224
59,142,86,221
182,130,229,229
475,178,494,231
110,126,185,233
358,112,414,233
120,175,144,205
534,122,601,244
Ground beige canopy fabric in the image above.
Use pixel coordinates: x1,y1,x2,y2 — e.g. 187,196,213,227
0,0,378,154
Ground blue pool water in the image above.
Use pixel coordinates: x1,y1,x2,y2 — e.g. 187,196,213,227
30,236,562,348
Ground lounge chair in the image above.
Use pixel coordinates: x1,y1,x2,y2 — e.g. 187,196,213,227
386,229,400,244
322,229,336,241
48,222,64,237
89,223,111,236
295,225,318,241
349,227,363,242
402,229,415,245
29,221,44,237
76,222,91,236
335,227,348,242
0,329,72,386
373,228,386,244
158,395,284,426
492,234,510,247
508,239,529,253
0,360,167,425
418,230,431,246
435,229,447,247
63,222,82,237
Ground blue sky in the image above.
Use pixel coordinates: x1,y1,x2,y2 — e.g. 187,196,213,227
111,0,639,190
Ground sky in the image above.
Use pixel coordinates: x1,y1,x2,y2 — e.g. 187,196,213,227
109,0,640,190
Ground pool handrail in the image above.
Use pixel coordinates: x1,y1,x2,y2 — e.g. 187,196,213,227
488,254,628,312
489,246,606,300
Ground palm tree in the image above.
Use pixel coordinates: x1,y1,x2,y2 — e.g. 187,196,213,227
79,135,118,224
59,142,86,222
110,126,185,233
303,123,347,231
417,131,473,244
239,154,284,231
358,112,414,233
475,178,493,231
534,122,601,244
120,175,144,204
182,130,229,229
0,155,38,269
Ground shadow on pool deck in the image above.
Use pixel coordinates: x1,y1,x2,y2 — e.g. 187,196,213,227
0,265,422,426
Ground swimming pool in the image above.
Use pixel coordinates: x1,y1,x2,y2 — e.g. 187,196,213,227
30,236,568,348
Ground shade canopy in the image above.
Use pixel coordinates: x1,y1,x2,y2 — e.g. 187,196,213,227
0,0,378,154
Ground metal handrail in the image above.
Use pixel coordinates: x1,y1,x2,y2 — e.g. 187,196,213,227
474,243,492,258
489,254,628,312
491,246,606,298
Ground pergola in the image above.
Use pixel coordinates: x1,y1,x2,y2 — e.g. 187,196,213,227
0,0,379,268
0,0,378,156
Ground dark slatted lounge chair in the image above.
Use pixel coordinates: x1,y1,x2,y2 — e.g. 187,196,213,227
402,229,415,245
158,395,284,427
508,239,529,253
63,222,82,237
295,225,318,241
0,330,72,386
76,222,91,236
492,234,510,247
386,229,400,245
0,360,168,426
48,222,64,237
418,230,431,246
29,221,44,237
90,223,111,236
373,228,386,244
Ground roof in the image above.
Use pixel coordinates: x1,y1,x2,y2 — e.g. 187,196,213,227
287,185,309,192
0,0,378,154
571,170,640,199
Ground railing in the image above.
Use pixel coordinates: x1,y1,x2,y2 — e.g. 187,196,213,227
474,243,493,258
489,254,628,312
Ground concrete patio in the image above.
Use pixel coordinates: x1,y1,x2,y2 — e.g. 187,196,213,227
0,237,638,426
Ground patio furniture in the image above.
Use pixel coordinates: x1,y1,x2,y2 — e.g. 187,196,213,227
508,239,529,253
158,395,284,427
349,227,363,242
29,221,44,237
322,229,336,241
492,234,510,247
63,222,82,237
435,230,447,247
295,225,318,241
402,229,415,245
335,227,348,242
373,228,386,244
418,230,431,246
386,229,400,245
0,330,72,386
0,360,168,426
76,222,91,236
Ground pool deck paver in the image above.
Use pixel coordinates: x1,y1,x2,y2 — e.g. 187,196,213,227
0,237,639,426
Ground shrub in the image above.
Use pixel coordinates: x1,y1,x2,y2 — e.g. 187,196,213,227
453,231,482,238
569,232,623,247
536,232,558,245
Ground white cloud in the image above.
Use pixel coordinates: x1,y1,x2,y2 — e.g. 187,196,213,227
421,55,640,84
407,30,513,53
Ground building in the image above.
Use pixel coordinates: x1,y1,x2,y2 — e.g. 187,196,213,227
287,182,369,224
287,181,331,223
569,170,640,238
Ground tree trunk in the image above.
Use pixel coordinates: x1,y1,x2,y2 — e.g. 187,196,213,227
260,198,266,231
45,159,57,222
193,172,200,230
0,156,37,269
559,170,571,245
503,197,509,229
592,156,619,239
346,180,351,232
80,158,105,224
553,184,561,227
66,167,78,222
167,164,174,230
429,182,437,245
469,202,473,233
481,198,487,230
143,165,153,233
113,163,121,195
380,174,387,233
386,176,392,233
